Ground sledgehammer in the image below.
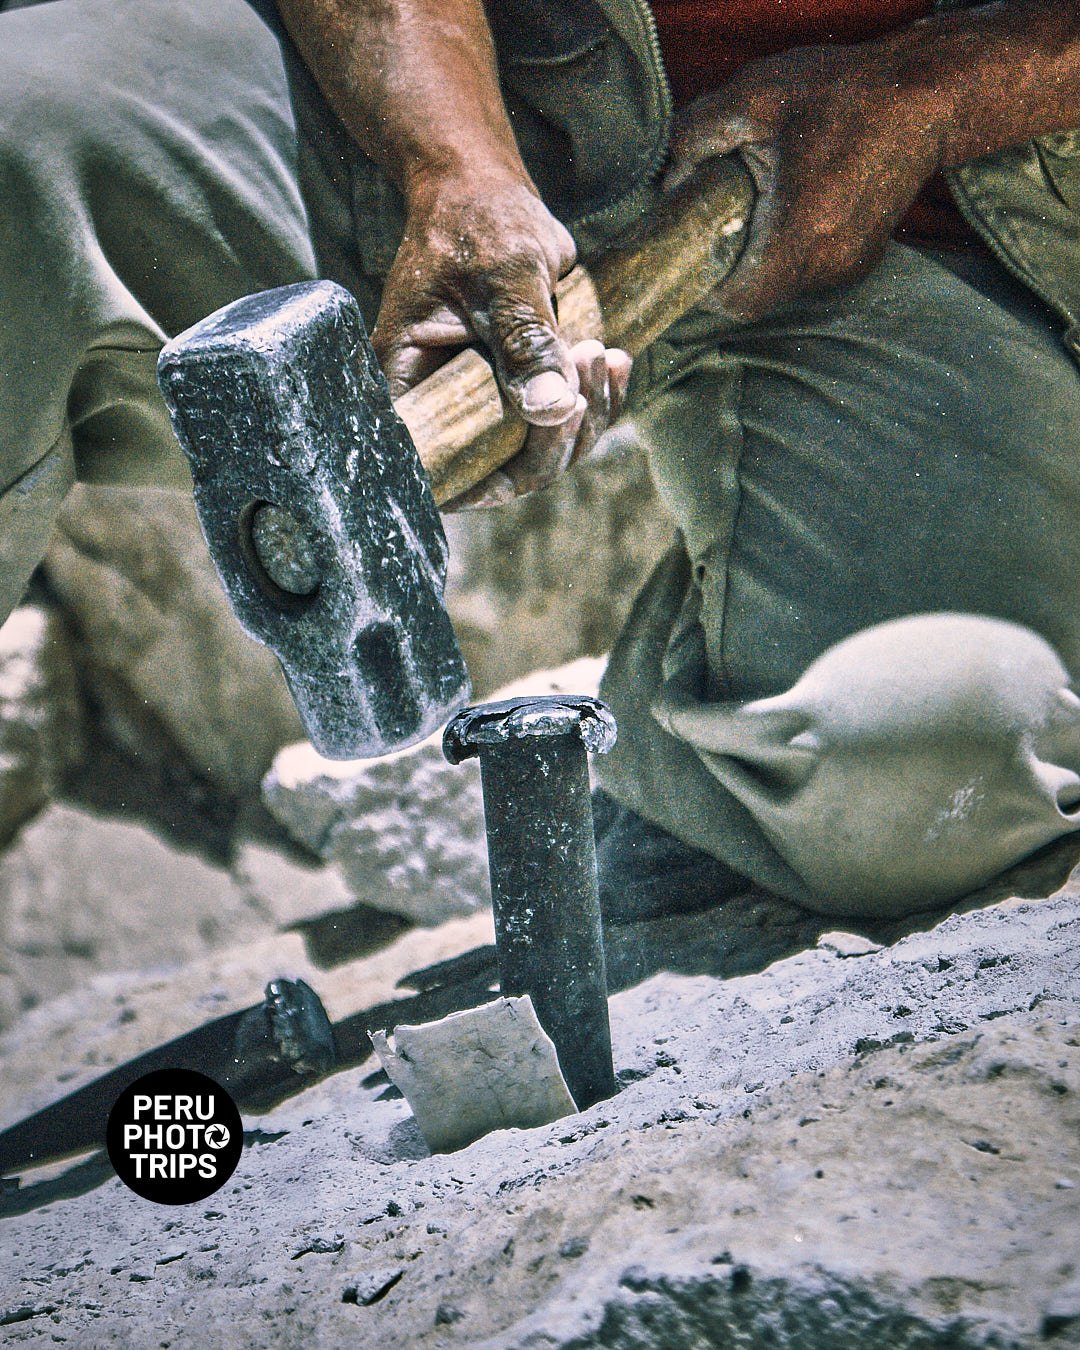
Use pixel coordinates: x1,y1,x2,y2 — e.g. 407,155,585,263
157,157,754,760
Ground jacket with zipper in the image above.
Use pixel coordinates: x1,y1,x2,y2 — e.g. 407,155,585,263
269,0,1080,352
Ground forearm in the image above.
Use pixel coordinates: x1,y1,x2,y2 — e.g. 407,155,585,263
885,0,1080,168
274,0,528,195
274,1,626,495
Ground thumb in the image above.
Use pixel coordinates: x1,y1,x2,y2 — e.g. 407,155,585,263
664,98,755,196
470,267,579,427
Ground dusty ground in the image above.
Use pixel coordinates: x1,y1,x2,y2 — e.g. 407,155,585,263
1,882,1077,1348
1,618,1078,1347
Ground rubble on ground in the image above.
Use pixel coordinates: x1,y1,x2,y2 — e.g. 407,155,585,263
0,888,1076,1348
263,658,605,924
0,585,1076,1347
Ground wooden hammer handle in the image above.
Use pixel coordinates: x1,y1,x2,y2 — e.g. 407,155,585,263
395,155,755,506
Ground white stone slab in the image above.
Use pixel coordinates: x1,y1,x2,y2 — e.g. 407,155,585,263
370,994,576,1153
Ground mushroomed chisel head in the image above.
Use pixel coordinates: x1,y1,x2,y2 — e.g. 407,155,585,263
157,281,470,759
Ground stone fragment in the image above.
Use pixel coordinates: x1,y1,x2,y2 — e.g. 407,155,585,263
341,1269,404,1306
1042,1282,1080,1337
370,996,576,1153
44,485,303,798
0,1304,58,1327
264,734,486,917
816,931,884,958
0,804,273,1030
291,1235,344,1260
273,738,486,924
262,658,604,924
0,607,83,845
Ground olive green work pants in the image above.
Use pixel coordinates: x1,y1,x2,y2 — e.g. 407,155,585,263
3,0,1080,919
599,246,1080,915
0,0,316,620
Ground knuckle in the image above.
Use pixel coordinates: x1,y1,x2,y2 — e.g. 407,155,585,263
494,312,560,371
552,221,578,271
575,338,607,363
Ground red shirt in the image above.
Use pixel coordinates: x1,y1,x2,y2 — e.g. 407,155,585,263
651,0,977,247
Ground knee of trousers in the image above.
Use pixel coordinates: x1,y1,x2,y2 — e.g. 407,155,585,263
657,613,1080,918
0,107,85,486
2,0,317,502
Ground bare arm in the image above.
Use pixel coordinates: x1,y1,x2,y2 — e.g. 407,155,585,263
666,0,1080,321
275,0,631,507
275,0,524,193
930,0,1079,164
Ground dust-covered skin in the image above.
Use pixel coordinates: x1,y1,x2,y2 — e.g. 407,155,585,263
273,0,631,509
276,0,1078,482
664,0,1080,322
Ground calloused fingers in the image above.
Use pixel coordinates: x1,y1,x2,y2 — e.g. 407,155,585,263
504,333,628,487
571,346,631,465
567,339,610,466
503,394,588,494
443,396,588,511
444,341,632,510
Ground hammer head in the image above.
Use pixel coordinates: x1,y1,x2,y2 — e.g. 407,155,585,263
157,281,470,760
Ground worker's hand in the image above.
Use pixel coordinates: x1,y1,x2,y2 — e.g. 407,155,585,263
664,37,944,322
373,170,631,510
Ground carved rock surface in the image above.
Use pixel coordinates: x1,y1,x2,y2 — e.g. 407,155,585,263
0,805,362,1032
0,606,83,845
0,892,1076,1347
44,485,303,798
263,657,605,924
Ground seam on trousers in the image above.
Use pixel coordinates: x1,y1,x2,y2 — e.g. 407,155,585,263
702,355,747,702
0,427,76,623
1,416,74,499
1,428,73,499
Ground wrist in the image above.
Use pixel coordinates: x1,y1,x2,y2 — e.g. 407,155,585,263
869,20,962,176
876,0,1080,169
402,151,539,216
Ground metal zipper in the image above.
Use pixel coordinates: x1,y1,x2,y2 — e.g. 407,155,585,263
569,0,674,237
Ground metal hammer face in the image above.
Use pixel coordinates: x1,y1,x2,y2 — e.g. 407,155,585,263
157,281,470,760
